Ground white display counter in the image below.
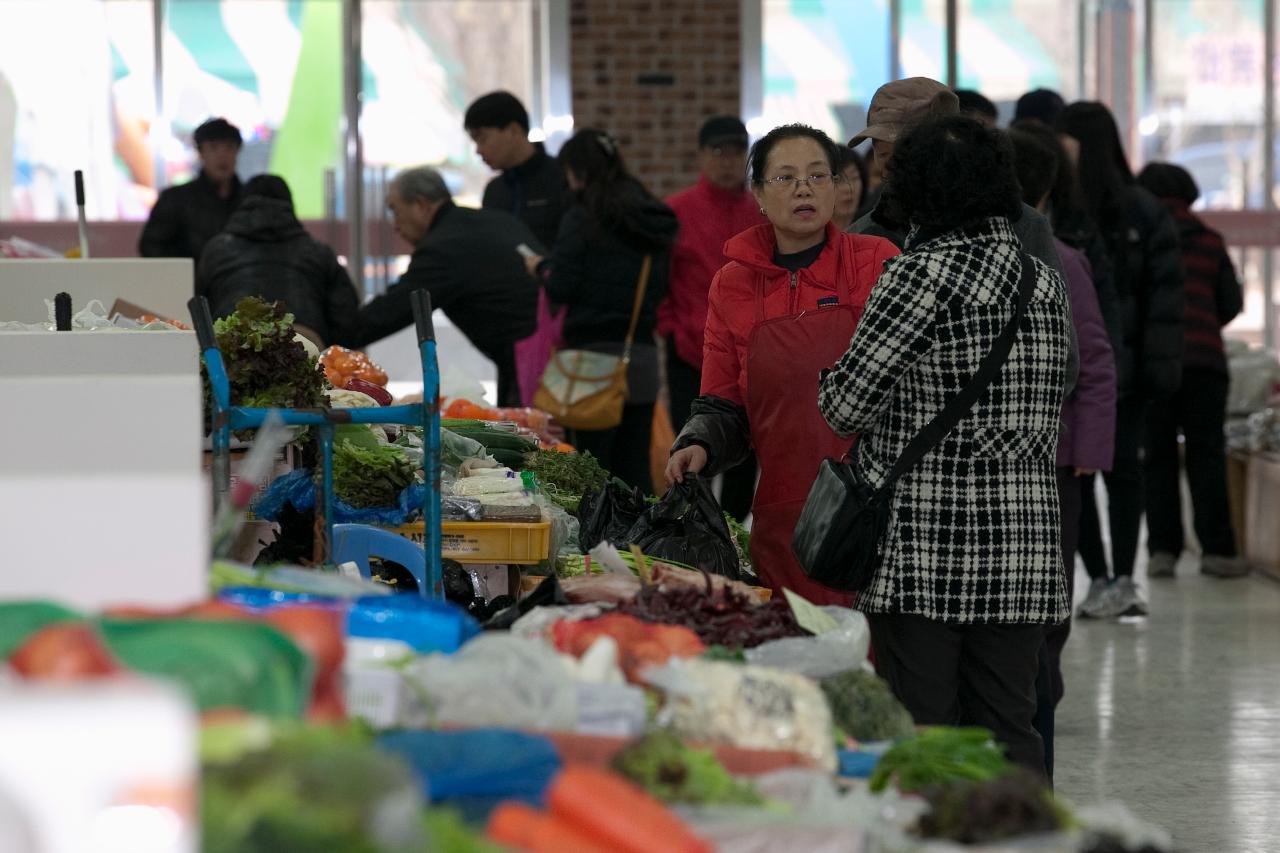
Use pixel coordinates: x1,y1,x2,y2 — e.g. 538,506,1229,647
0,257,194,324
0,329,207,609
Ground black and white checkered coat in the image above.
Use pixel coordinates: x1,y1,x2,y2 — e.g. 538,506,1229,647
818,217,1072,624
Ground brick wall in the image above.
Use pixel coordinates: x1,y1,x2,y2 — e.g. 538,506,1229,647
569,0,743,199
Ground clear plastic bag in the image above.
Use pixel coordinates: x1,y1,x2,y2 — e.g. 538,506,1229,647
400,633,643,737
744,607,870,679
644,659,838,772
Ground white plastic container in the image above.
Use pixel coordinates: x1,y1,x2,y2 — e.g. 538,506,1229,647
0,678,198,853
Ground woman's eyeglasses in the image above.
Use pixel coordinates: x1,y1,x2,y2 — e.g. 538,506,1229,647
762,172,841,189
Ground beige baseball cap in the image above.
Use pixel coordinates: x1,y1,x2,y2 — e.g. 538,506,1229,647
850,77,961,146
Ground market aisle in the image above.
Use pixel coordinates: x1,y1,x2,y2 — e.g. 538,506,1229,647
1056,560,1280,852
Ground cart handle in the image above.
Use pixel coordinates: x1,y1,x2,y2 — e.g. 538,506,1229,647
411,289,435,345
188,296,217,352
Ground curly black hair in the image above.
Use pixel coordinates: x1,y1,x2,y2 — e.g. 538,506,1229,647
887,116,1023,233
748,123,841,186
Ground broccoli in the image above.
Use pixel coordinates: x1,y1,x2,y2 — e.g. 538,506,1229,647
611,731,763,806
820,668,917,743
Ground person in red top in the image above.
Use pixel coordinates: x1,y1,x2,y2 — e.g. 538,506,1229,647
660,117,766,519
665,124,899,604
1137,162,1247,579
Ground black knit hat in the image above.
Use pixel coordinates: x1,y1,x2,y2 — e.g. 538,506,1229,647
193,117,243,148
699,116,749,149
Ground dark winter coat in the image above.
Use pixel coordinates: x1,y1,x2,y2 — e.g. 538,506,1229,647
545,187,679,348
819,217,1073,624
1053,210,1125,390
1055,239,1116,472
481,144,569,250
139,171,243,261
1157,197,1243,374
197,197,360,347
353,203,540,404
1100,185,1186,398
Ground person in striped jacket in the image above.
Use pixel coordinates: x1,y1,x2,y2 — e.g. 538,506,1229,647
1136,163,1246,579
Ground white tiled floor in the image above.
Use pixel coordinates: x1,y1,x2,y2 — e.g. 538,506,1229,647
1056,558,1280,851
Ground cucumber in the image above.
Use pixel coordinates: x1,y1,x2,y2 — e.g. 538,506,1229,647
448,428,536,454
488,448,529,469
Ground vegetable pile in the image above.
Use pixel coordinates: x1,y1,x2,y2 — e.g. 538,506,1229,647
320,345,388,388
617,575,807,650
524,448,609,512
611,731,764,806
552,613,705,683
207,297,324,435
916,768,1069,844
820,669,917,743
332,439,416,509
441,419,538,469
202,721,425,853
869,727,1011,793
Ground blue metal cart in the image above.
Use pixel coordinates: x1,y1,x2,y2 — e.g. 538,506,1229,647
190,291,443,599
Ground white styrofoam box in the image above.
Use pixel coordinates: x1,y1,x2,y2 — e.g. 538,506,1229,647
0,331,207,608
0,679,197,853
0,258,194,325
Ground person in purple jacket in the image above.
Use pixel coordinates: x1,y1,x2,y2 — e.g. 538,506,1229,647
1010,128,1117,778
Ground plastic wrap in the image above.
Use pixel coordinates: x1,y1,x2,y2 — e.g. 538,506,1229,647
400,634,641,736
644,659,838,771
744,607,871,678
1226,339,1280,415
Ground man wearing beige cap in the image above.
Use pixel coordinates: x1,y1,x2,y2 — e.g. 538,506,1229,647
848,77,1063,280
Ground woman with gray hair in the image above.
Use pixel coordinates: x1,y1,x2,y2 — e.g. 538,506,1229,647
354,165,540,406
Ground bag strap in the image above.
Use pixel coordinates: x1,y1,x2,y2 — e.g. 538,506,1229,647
879,252,1039,490
621,254,653,365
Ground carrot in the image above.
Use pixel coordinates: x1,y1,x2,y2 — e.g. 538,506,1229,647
547,766,713,853
486,802,609,853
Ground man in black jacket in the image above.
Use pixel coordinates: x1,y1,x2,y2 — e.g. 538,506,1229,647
197,175,360,348
353,166,538,407
465,91,567,249
139,117,243,260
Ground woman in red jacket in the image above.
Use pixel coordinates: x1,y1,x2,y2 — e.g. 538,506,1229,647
665,124,899,604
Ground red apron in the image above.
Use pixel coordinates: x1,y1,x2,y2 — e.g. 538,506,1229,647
746,270,861,606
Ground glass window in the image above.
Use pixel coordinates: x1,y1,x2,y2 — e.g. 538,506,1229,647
900,0,947,82
761,0,891,143
1146,0,1264,209
1142,0,1268,345
957,0,1081,117
0,0,155,221
361,0,539,209
158,0,344,219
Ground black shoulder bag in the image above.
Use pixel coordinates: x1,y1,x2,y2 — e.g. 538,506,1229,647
792,253,1038,592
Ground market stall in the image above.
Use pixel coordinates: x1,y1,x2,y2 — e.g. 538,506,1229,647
0,296,1178,853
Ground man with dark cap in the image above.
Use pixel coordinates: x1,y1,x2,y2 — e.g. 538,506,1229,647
658,115,764,519
139,117,244,260
1015,88,1066,125
465,91,567,250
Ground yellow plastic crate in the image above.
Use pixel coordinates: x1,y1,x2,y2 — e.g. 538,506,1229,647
387,521,552,565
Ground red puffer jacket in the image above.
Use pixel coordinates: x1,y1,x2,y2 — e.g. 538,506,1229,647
701,222,899,406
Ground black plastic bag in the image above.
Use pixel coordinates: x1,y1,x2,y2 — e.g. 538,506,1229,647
484,576,568,630
577,478,648,552
623,473,742,580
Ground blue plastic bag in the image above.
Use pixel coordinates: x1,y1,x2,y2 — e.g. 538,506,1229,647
253,469,428,526
377,729,561,823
